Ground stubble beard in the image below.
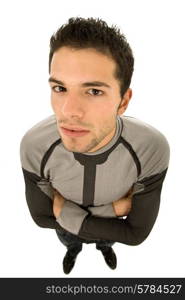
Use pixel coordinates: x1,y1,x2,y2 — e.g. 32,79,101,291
61,125,115,154
62,136,100,153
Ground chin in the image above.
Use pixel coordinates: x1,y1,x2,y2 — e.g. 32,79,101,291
62,143,84,153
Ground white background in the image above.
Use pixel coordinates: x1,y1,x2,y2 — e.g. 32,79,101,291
0,0,184,277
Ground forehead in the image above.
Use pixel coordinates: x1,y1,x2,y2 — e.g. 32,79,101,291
50,47,117,84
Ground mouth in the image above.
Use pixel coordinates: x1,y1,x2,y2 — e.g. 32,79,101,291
60,126,90,138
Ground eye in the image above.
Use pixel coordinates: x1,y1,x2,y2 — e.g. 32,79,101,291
51,86,66,93
88,89,103,96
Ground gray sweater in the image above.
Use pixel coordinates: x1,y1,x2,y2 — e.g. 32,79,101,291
20,114,170,245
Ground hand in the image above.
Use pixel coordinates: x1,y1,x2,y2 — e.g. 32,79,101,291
53,189,65,218
112,187,133,217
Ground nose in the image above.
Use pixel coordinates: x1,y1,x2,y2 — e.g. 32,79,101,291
61,94,85,119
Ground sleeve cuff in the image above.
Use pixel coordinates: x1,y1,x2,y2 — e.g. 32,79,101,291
56,200,89,235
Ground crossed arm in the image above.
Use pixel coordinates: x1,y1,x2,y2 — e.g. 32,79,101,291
22,167,168,245
52,168,168,245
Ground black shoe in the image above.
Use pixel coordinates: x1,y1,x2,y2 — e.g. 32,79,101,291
100,247,117,270
63,251,78,274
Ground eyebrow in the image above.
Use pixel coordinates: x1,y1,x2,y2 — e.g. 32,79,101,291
48,77,111,89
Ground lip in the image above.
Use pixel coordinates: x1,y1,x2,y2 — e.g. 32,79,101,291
62,126,88,131
61,127,90,137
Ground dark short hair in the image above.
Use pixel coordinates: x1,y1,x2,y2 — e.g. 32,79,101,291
49,17,134,98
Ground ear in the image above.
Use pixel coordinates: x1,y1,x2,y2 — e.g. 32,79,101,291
117,88,132,115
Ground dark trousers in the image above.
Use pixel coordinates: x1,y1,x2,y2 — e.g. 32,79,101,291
56,228,115,257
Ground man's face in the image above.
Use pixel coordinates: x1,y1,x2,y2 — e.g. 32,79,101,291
49,46,131,153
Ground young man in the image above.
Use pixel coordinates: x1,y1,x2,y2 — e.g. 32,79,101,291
20,17,170,274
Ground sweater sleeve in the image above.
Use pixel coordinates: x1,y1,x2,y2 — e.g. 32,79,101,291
77,168,169,245
22,168,62,229
56,199,117,235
